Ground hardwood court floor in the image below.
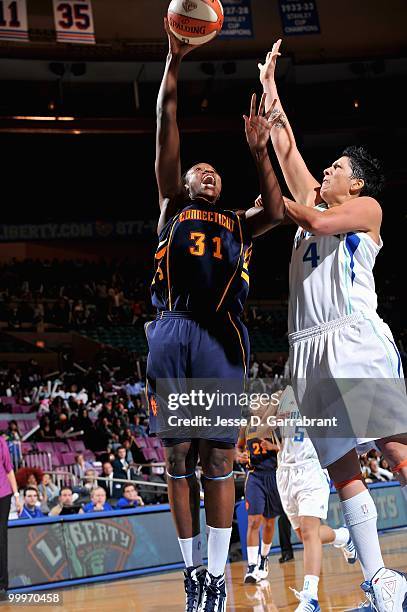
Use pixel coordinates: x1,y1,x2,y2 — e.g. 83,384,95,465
5,529,407,612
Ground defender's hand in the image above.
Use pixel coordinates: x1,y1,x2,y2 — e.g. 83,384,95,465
258,39,282,86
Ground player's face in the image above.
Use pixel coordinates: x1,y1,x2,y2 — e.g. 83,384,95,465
320,156,361,200
185,163,222,204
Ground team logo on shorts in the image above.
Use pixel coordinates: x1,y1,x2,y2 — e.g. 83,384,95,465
182,0,197,11
150,396,159,416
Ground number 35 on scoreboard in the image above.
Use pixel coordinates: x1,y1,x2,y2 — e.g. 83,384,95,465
0,0,29,42
53,0,95,44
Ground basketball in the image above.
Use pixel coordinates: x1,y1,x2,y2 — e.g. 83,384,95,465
167,0,224,46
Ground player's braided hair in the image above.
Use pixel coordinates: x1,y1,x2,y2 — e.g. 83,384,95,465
342,145,385,198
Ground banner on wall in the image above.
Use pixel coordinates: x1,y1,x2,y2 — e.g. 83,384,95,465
53,0,95,44
0,0,28,42
278,1,320,36
8,507,208,587
0,220,158,242
218,0,253,39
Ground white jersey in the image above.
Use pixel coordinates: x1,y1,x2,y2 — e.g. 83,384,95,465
288,204,382,333
277,385,319,467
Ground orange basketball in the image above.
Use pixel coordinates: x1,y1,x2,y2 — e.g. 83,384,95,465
167,0,224,46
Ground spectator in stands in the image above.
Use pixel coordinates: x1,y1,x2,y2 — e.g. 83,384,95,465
83,487,113,513
48,486,84,516
38,473,59,514
38,415,56,441
73,453,93,480
112,446,132,481
121,439,134,464
130,415,146,437
80,469,99,496
98,462,122,500
6,421,22,442
365,459,392,483
95,417,113,451
125,377,144,399
19,487,45,520
116,483,144,509
16,467,43,493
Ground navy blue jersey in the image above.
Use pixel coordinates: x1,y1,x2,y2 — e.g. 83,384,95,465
246,436,277,472
151,201,252,315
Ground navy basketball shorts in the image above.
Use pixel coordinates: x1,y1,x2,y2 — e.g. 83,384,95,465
245,470,284,518
145,311,249,444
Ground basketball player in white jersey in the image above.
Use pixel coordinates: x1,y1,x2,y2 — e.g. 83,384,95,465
257,39,407,611
275,385,357,611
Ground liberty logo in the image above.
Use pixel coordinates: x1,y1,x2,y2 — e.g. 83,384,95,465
182,0,197,11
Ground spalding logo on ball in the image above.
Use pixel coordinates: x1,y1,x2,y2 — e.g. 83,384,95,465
168,0,224,45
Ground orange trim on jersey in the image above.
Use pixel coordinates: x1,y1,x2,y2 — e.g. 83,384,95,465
334,473,363,490
155,246,167,260
227,311,247,379
216,214,244,312
166,214,181,311
241,271,250,285
391,458,407,473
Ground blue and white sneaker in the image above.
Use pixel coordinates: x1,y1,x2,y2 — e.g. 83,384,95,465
244,563,261,584
290,588,321,612
184,565,206,612
360,567,407,611
338,535,358,565
199,572,227,612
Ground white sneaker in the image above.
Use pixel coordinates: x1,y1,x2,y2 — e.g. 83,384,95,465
290,588,321,611
361,567,407,611
336,535,358,565
244,563,261,584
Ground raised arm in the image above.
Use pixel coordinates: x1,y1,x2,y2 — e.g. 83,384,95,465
259,39,322,207
242,93,286,238
155,19,195,234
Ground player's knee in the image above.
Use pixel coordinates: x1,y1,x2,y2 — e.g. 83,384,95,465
201,451,233,478
165,448,190,477
299,522,318,542
248,515,262,530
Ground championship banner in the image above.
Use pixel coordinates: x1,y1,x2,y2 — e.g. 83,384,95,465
0,0,29,42
53,0,95,44
218,0,253,39
278,0,320,36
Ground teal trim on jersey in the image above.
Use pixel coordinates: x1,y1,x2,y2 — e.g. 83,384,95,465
363,315,396,377
342,237,352,315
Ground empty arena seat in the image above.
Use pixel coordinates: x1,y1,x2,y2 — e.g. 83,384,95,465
53,442,70,454
143,449,159,462
36,442,54,453
134,437,147,449
67,440,86,453
60,452,76,466
20,442,35,454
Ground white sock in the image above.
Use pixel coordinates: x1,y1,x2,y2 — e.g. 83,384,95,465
178,534,203,568
261,541,271,557
247,545,258,566
303,575,319,600
332,526,350,547
207,525,232,577
341,489,384,581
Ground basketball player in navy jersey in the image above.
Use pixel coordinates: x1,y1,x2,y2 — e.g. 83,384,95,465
236,425,283,584
146,19,286,612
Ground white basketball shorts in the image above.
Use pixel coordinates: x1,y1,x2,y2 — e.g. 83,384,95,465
289,311,407,468
277,460,330,530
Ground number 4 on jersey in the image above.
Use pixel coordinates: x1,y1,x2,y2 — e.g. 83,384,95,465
303,242,320,268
